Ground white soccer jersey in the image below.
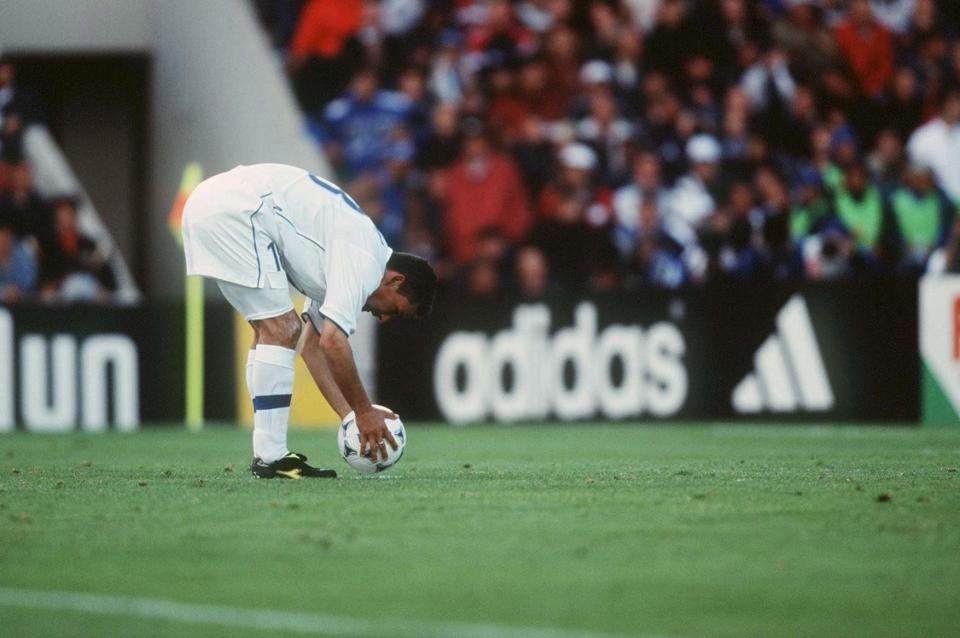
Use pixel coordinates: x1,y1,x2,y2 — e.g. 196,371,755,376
182,163,392,335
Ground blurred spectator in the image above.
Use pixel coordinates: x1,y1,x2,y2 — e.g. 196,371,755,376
440,119,531,265
529,183,618,291
513,244,554,300
0,224,38,303
627,199,687,289
427,30,466,105
395,67,431,145
315,68,412,180
645,0,699,82
460,225,513,299
346,132,414,249
611,26,642,94
1,111,25,165
0,59,44,125
756,173,804,282
824,124,859,191
0,162,49,242
464,258,503,298
707,180,764,282
40,196,115,302
575,84,634,183
509,114,555,199
485,65,530,147
538,143,612,228
612,151,671,258
834,0,895,99
668,134,724,246
377,0,431,82
740,48,796,114
832,161,891,265
464,0,537,72
771,1,838,82
790,167,832,242
880,66,924,143
539,25,583,121
889,163,954,272
416,102,461,171
907,85,960,204
866,128,906,196
288,0,366,112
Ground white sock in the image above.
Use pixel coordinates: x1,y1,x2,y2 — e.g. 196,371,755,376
245,349,255,398
251,344,295,463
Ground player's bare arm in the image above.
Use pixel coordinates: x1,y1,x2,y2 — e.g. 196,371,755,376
300,320,352,419
317,317,398,461
301,320,398,426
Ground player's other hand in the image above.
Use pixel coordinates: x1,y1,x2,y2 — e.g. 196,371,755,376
356,406,398,462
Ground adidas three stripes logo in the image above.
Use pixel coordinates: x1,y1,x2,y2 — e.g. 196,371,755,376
732,295,835,414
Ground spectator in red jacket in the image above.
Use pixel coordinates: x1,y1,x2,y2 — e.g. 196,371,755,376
440,119,532,265
288,0,366,112
834,0,895,98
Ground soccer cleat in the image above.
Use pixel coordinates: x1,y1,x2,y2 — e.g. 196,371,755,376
250,453,337,479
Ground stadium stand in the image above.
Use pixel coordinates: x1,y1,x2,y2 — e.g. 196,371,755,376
255,0,960,297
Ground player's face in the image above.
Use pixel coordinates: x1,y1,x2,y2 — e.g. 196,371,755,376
364,278,417,324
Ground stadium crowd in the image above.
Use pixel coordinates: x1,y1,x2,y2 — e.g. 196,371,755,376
258,0,960,297
0,59,115,304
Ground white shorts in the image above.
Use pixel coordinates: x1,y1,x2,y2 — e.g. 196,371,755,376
182,170,295,320
217,280,294,321
182,169,288,290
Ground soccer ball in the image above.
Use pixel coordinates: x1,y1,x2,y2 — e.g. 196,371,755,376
337,405,406,474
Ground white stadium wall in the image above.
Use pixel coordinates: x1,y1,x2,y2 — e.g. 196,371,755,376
0,0,151,51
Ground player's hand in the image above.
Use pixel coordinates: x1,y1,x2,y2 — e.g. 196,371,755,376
356,406,398,462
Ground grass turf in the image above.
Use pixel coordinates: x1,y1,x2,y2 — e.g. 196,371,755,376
0,424,958,637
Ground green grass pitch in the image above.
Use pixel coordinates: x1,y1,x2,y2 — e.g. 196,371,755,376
1,424,959,637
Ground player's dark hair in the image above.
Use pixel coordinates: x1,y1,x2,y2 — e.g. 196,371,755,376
388,252,438,317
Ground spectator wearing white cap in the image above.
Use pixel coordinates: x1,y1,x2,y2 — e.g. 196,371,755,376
538,142,613,229
668,134,723,236
568,59,616,119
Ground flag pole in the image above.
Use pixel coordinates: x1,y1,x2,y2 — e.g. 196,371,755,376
185,274,204,431
169,163,205,431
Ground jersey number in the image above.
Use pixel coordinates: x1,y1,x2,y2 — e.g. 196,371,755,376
266,241,281,271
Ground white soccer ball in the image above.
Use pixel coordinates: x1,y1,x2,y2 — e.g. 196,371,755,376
337,405,406,475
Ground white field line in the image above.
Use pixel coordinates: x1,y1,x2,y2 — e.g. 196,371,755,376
0,587,650,638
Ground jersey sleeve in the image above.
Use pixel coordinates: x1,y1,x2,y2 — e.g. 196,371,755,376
318,240,378,336
301,297,323,334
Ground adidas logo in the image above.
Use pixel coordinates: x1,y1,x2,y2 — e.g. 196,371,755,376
732,295,834,413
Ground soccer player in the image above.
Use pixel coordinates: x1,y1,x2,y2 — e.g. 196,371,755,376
181,164,437,479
